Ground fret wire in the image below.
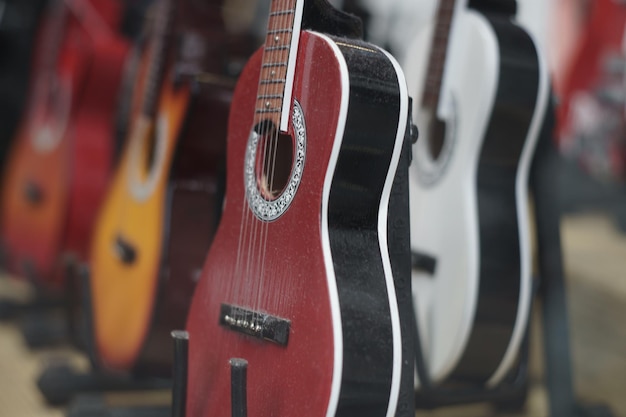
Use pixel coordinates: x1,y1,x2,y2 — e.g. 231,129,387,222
255,108,281,113
256,0,299,116
142,0,174,117
265,45,290,51
268,29,293,34
269,10,295,17
260,79,287,84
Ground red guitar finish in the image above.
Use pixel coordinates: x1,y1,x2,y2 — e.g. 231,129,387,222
556,0,626,179
186,0,409,412
0,0,129,290
557,0,626,123
186,34,341,417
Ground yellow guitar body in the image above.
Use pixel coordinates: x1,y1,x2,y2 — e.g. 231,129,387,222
89,74,190,371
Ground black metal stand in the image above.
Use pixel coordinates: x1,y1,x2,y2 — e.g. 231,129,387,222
0,292,65,320
18,309,69,348
37,362,171,406
0,259,66,322
35,265,172,409
0,275,69,349
0,257,84,348
530,101,614,417
67,394,171,417
17,259,87,349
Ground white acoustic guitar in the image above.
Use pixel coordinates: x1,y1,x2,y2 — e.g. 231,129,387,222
405,0,549,387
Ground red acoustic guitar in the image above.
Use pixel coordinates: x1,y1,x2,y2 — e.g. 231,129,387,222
0,0,129,290
185,1,408,417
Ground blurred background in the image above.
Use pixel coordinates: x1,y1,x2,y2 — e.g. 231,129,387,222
0,0,625,416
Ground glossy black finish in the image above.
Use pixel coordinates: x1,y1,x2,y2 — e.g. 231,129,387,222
387,124,415,417
303,0,363,39
454,13,540,383
469,0,517,16
328,36,404,417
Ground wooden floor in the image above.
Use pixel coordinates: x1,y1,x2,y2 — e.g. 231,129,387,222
0,212,624,417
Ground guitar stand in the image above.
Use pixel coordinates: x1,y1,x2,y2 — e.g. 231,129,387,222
63,330,190,417
412,99,616,417
0,292,65,320
37,265,171,409
0,256,70,348
0,292,68,350
13,258,93,349
19,257,88,349
18,307,70,348
528,101,614,417
0,259,66,321
165,330,251,417
67,394,172,417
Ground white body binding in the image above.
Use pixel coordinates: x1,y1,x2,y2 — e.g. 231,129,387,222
404,8,549,386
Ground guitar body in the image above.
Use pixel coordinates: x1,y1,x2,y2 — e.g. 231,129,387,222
90,72,191,371
186,30,408,417
88,0,251,375
405,9,548,386
1,4,128,289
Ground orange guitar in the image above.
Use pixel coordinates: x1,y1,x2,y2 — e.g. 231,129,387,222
88,0,232,374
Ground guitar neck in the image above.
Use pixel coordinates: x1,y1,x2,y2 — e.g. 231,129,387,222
40,0,68,80
141,0,175,118
255,0,304,132
421,0,457,112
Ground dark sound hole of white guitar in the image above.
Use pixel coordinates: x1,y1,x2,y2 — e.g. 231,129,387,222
427,118,447,161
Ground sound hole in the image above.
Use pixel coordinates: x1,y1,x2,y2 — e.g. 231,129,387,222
255,127,294,201
144,126,158,172
428,120,446,161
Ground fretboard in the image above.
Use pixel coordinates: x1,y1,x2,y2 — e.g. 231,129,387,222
141,0,175,118
421,0,456,111
255,0,303,131
40,0,68,81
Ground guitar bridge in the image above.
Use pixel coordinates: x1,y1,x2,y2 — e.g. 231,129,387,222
219,304,290,346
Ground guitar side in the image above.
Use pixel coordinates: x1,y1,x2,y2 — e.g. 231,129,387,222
186,30,407,417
